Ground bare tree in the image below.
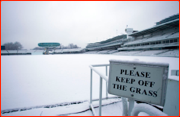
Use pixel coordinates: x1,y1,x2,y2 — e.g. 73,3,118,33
68,43,79,49
59,43,79,49
73,44,78,48
3,42,23,50
68,43,74,49
14,42,23,50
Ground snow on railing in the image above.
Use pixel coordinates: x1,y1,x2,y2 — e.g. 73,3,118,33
89,64,109,116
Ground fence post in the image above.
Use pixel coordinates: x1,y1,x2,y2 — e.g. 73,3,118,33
90,69,92,104
122,97,128,116
106,66,107,76
105,66,108,99
99,77,103,116
128,98,135,116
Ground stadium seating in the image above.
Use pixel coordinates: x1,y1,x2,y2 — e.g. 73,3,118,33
135,50,167,56
84,14,179,57
157,49,179,57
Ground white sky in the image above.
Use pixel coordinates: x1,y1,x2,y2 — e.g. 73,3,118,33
1,1,179,49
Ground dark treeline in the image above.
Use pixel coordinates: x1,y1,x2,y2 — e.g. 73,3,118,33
3,42,23,50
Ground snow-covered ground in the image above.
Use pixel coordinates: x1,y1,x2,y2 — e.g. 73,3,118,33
1,54,179,116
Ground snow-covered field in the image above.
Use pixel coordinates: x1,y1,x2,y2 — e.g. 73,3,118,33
1,54,179,115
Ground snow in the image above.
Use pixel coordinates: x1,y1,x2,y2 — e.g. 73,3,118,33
1,54,179,116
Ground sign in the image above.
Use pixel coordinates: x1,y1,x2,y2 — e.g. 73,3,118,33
108,60,169,106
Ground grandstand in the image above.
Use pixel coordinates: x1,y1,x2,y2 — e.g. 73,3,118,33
84,14,179,57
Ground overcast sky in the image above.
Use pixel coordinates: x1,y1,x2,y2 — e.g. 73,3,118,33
1,1,179,49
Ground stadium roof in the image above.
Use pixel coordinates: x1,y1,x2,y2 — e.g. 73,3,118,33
99,34,127,44
156,14,179,25
129,19,179,37
86,34,127,46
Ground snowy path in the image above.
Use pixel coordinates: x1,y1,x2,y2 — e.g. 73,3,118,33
2,98,121,116
2,98,149,116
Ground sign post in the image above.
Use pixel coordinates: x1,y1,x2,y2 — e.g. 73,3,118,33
108,60,169,107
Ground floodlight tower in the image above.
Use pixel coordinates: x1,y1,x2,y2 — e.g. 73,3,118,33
125,26,133,39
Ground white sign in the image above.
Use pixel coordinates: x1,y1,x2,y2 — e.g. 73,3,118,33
108,60,169,106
